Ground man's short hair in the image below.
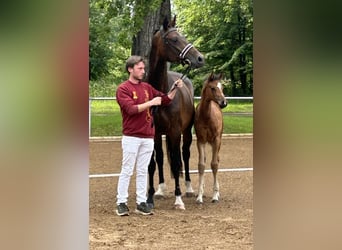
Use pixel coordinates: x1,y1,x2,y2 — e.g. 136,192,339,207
125,55,145,74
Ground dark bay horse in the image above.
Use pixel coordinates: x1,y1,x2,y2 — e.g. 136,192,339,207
146,16,204,209
194,72,227,203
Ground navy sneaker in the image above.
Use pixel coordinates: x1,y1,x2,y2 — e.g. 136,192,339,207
116,203,129,216
135,202,154,215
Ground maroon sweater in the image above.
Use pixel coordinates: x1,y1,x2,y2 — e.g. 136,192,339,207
116,80,172,138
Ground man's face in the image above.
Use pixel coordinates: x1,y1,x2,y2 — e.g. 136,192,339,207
130,61,145,81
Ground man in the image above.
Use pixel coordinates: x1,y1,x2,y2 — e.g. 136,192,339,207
115,55,183,216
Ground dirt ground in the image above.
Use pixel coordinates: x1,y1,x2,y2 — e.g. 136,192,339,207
89,134,253,249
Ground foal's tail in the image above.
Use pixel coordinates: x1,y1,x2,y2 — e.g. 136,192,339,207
165,136,183,179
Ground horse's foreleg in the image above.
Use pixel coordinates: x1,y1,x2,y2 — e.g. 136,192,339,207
196,142,206,204
211,140,221,203
169,137,185,209
147,152,156,208
154,135,167,198
182,127,194,196
211,165,220,203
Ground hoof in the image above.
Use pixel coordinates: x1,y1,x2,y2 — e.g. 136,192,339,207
185,181,194,195
185,191,195,197
154,183,166,199
154,194,165,199
147,202,154,209
175,204,185,210
211,199,219,203
196,199,203,204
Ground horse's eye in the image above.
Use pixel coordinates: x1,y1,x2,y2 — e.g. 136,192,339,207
172,37,178,43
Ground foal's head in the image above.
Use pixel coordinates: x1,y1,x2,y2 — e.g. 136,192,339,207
153,16,204,68
202,72,227,109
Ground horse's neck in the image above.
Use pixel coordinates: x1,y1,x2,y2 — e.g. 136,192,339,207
148,52,168,92
198,97,214,120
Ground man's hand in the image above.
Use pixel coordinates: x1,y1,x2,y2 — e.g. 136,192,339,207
174,79,184,88
150,96,162,106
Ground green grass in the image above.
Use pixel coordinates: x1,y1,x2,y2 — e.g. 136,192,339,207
90,99,253,136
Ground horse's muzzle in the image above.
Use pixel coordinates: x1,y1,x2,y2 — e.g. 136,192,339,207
194,55,205,68
184,54,204,68
219,101,228,109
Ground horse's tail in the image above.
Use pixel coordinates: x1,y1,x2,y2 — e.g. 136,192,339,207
165,136,183,179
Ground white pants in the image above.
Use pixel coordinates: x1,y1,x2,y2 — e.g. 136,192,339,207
116,135,154,205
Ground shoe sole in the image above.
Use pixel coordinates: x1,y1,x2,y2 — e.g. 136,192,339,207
116,210,129,216
134,209,154,215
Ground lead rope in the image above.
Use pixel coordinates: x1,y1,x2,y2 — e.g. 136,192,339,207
167,63,191,94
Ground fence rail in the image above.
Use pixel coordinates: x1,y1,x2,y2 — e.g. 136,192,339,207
89,96,253,137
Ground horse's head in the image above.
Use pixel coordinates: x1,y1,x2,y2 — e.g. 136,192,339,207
202,72,227,109
154,16,205,68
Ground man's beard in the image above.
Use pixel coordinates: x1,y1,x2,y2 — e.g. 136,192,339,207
133,74,143,82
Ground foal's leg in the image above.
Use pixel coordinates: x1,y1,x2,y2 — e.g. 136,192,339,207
182,125,194,196
211,139,221,203
196,142,206,204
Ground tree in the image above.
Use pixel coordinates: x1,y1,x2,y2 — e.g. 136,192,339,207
173,0,253,96
89,0,253,97
89,0,132,82
89,0,115,81
131,0,171,65
89,0,170,84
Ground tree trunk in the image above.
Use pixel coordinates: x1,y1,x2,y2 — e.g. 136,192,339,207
230,67,236,96
237,9,248,96
131,0,171,68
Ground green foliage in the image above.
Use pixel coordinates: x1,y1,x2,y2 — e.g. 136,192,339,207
89,0,133,81
90,79,116,97
89,0,165,82
173,0,253,96
131,0,164,33
89,0,253,97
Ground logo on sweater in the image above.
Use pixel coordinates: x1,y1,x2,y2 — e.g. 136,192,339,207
132,91,138,99
144,90,151,122
144,90,149,100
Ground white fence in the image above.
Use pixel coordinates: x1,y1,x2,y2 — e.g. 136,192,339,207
89,96,253,137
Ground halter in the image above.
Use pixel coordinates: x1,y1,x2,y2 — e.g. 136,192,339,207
150,49,192,127
161,27,194,62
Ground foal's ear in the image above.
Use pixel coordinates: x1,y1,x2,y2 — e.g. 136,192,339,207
209,72,215,81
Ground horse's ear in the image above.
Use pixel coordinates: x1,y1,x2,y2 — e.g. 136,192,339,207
163,17,169,30
218,73,224,80
170,15,177,27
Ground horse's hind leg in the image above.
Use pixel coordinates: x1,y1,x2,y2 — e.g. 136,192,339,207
147,152,156,208
182,126,194,196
